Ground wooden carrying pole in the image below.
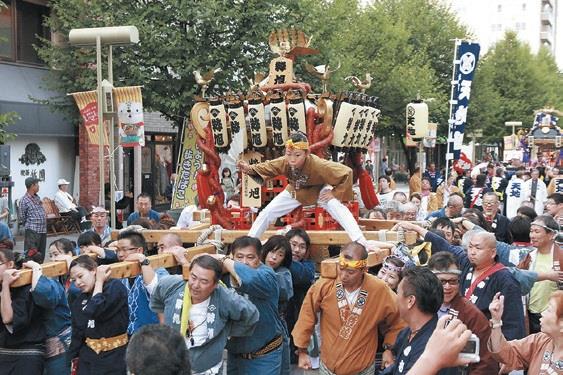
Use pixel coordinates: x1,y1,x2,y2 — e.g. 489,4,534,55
111,229,418,245
358,219,428,231
10,244,215,288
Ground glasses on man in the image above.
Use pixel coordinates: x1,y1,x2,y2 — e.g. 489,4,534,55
482,201,497,206
439,278,459,286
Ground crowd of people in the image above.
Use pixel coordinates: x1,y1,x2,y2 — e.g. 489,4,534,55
0,139,562,375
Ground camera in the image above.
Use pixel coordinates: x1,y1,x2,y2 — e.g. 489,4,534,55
458,333,480,363
446,309,480,363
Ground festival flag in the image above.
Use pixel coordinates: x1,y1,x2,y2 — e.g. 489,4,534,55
446,41,480,161
113,86,145,147
171,121,203,209
70,90,109,145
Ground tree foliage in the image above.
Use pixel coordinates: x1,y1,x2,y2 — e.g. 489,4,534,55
469,31,563,144
0,112,18,145
37,0,304,126
37,0,563,169
297,0,470,170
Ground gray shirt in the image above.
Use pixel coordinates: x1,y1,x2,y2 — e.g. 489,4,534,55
150,275,259,373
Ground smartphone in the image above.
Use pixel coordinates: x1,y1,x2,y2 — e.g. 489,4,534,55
458,334,480,363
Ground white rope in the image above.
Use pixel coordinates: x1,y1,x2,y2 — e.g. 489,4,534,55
195,225,225,254
397,226,405,243
378,230,386,242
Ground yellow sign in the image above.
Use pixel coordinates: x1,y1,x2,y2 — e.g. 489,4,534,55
267,56,294,86
171,122,203,209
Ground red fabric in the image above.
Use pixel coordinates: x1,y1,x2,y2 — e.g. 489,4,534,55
464,263,505,299
359,170,379,209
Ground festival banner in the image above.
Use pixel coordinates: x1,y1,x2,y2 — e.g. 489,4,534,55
70,90,109,145
171,122,203,209
446,41,480,160
113,86,145,147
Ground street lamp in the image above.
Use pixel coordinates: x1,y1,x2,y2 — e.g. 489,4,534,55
69,26,139,229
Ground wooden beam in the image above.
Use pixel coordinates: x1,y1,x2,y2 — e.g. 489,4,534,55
12,260,71,288
10,245,216,288
358,219,399,230
107,244,215,279
359,219,428,231
320,248,391,278
184,222,211,231
112,229,417,245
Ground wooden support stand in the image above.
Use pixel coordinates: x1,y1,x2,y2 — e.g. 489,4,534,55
11,244,216,288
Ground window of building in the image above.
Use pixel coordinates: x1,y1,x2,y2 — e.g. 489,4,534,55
497,4,502,12
0,0,49,64
522,3,526,11
0,1,14,58
17,1,49,63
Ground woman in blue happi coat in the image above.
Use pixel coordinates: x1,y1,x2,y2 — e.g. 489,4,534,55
261,235,294,375
285,229,316,364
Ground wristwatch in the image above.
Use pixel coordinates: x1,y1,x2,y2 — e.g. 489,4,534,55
489,319,503,329
382,343,393,351
140,257,151,266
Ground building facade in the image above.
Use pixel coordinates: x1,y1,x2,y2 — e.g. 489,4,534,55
441,0,561,69
0,0,78,212
1,0,178,230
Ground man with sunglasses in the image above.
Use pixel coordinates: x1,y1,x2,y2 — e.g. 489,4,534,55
428,252,498,374
398,222,525,341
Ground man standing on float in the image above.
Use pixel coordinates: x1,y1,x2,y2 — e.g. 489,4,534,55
238,132,383,250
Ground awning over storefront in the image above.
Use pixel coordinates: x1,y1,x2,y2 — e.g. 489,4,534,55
0,63,76,137
144,112,178,134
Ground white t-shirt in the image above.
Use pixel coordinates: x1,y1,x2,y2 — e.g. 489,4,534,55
176,205,201,229
377,190,395,207
54,190,77,213
187,298,222,375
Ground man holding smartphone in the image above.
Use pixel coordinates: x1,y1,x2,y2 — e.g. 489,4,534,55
428,252,498,374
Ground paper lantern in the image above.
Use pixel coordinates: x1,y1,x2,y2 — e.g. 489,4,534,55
406,102,428,140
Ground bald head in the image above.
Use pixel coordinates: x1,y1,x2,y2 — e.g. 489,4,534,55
475,231,496,248
467,231,497,269
341,242,368,261
446,195,464,217
158,233,182,252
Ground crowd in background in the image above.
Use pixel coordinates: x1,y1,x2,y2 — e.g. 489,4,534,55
0,157,561,375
